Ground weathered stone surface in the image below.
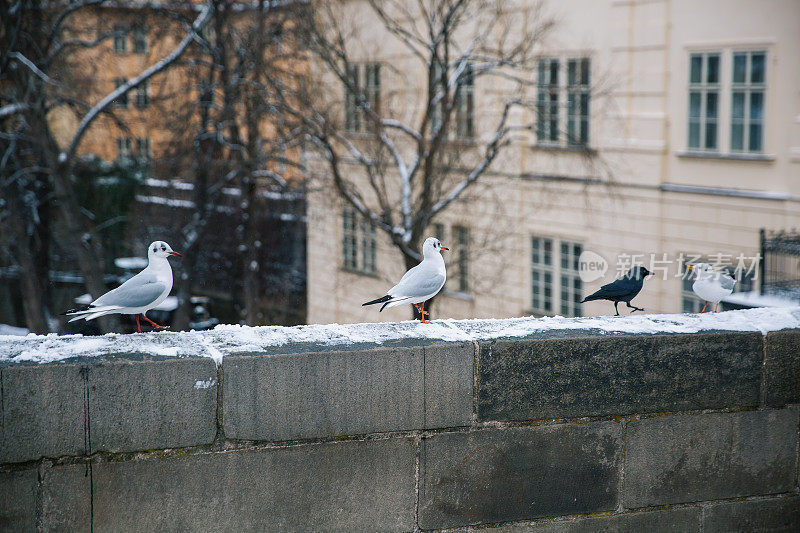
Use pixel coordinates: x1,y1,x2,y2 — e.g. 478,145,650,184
87,358,218,453
482,507,701,532
623,408,799,508
703,496,800,532
0,357,217,463
764,329,800,407
41,464,92,532
0,469,38,532
224,342,472,441
42,438,416,532
0,364,86,463
478,332,763,422
419,423,622,529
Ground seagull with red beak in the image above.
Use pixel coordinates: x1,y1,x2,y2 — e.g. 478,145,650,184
64,241,181,332
362,237,448,323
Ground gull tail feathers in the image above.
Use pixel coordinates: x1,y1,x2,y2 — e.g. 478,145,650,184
362,294,411,312
66,305,123,322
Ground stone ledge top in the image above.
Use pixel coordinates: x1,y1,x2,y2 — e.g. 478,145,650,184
1,307,798,366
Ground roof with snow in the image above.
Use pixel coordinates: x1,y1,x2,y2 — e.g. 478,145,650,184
1,307,799,366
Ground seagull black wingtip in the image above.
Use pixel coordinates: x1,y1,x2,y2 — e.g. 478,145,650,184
362,294,392,307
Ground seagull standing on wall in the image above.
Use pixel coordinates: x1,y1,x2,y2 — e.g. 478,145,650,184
362,237,448,323
688,263,736,312
63,241,181,332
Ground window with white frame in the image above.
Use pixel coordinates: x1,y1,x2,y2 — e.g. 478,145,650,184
536,59,559,143
567,59,590,146
532,236,583,317
453,225,470,293
731,51,766,153
344,63,380,133
560,241,583,317
342,206,376,274
531,237,554,313
132,25,148,54
136,137,151,161
113,24,127,54
114,78,128,108
687,52,720,151
537,57,591,147
455,66,475,139
135,80,150,109
116,137,132,161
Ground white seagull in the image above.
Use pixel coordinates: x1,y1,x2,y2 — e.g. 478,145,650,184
362,237,448,323
687,262,736,313
64,241,181,332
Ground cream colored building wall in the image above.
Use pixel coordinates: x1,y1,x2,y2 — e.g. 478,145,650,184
307,0,800,324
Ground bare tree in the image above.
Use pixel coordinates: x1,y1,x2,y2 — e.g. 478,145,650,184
161,0,303,329
284,0,555,275
0,0,211,331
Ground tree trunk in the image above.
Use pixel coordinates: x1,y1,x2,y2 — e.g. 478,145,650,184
0,182,49,333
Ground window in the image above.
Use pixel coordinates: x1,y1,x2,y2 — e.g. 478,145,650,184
453,226,470,293
455,66,475,139
135,80,150,109
136,137,151,161
532,237,583,317
560,241,583,317
566,58,590,146
531,237,554,313
342,206,376,274
731,51,765,153
116,137,132,160
113,25,127,54
132,25,147,54
536,59,559,143
114,78,128,108
687,52,720,150
344,63,380,133
537,57,591,147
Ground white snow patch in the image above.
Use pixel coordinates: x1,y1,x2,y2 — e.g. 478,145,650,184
0,324,29,336
1,308,799,364
194,378,216,389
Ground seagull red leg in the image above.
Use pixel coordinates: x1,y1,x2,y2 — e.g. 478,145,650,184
700,301,708,313
420,301,431,324
141,314,167,329
136,314,142,334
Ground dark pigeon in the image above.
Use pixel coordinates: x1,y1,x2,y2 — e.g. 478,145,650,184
582,266,651,315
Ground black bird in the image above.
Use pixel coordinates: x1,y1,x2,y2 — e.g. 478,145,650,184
582,266,651,316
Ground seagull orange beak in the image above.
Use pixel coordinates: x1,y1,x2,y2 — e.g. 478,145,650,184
686,265,694,270
440,246,449,251
169,251,182,257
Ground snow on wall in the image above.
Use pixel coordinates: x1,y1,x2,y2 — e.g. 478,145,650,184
1,307,799,365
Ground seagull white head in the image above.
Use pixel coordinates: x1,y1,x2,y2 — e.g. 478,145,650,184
422,237,448,259
148,241,181,260
687,262,716,279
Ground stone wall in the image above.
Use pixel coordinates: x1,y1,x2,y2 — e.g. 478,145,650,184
1,318,799,531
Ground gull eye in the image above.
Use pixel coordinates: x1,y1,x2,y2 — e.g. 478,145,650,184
161,246,166,251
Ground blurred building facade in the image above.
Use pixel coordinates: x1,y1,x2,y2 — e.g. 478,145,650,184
305,0,800,323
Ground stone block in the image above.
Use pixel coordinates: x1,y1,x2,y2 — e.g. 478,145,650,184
478,332,763,422
0,357,218,463
224,342,472,441
419,422,622,529
42,438,416,532
764,329,800,407
0,469,38,532
703,496,800,532
623,409,799,508
483,507,701,532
